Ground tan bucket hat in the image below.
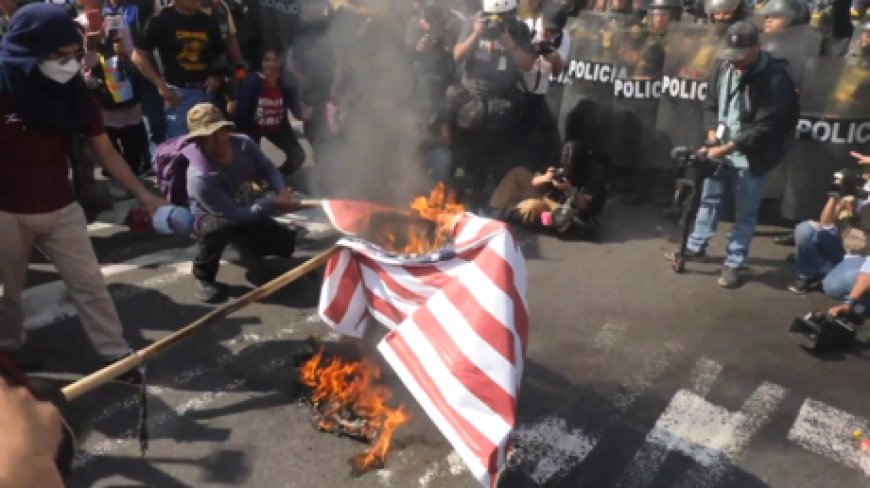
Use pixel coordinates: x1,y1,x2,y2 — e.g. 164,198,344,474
185,103,236,140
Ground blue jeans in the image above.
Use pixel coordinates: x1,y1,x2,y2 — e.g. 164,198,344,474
134,74,166,147
822,256,870,311
687,165,769,269
794,220,845,280
165,86,211,140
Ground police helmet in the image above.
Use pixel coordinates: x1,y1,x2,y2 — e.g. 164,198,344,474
706,0,742,13
483,0,517,13
648,0,682,11
760,0,799,22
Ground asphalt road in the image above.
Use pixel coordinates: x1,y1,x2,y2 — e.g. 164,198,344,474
19,181,870,487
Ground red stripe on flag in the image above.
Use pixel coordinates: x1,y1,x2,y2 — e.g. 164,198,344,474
413,305,517,426
452,214,472,239
457,220,506,247
440,280,517,366
323,252,342,280
470,247,529,354
363,286,406,326
385,332,501,478
404,265,453,290
357,255,428,305
322,256,362,325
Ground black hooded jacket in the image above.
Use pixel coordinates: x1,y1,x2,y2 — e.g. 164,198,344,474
702,52,800,176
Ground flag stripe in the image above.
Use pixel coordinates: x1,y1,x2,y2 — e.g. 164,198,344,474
440,280,516,366
472,246,529,352
358,264,420,322
413,304,517,425
358,255,429,304
321,252,362,326
385,331,503,476
362,286,405,327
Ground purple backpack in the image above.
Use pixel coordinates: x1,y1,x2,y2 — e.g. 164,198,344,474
152,137,208,207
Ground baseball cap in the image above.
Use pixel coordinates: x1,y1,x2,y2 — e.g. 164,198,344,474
185,103,235,140
719,21,760,61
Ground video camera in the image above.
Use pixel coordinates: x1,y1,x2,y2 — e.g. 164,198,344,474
669,146,721,273
790,311,862,352
670,146,721,173
553,167,567,183
828,169,870,199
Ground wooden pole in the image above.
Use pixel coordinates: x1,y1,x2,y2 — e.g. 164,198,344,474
62,245,340,402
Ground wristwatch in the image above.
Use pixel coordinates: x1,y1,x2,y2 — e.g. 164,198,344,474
845,296,865,315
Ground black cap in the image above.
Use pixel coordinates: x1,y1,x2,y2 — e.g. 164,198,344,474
719,20,760,61
542,3,569,30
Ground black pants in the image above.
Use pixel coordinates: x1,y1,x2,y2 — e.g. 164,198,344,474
106,123,151,176
260,130,305,176
512,94,561,170
193,215,296,283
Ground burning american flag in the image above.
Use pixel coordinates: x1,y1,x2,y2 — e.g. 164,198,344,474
317,196,528,487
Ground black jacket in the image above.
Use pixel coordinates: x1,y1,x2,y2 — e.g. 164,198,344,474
703,52,799,176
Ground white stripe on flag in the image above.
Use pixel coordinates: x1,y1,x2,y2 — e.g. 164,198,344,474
455,216,488,247
359,262,423,319
426,292,518,397
378,340,492,487
397,317,513,445
483,232,529,309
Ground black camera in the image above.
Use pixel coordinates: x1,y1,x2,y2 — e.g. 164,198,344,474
553,168,567,183
481,13,507,40
533,39,555,56
828,169,869,199
790,311,861,352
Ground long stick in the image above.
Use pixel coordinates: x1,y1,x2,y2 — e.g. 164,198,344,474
62,245,341,402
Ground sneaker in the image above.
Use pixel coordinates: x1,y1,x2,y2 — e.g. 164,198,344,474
664,248,706,262
788,278,822,294
773,232,795,246
718,266,742,288
101,351,143,385
195,280,228,303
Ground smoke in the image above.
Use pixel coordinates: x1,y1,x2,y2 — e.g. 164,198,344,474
295,0,433,206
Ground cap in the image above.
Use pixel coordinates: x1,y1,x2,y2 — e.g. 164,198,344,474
542,3,569,30
185,103,235,140
152,205,195,235
719,20,760,61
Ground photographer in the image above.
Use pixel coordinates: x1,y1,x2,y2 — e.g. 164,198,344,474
487,141,609,238
827,260,870,317
665,22,799,288
407,1,462,117
450,0,535,205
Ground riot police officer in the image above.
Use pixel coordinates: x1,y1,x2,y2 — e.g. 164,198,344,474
647,0,682,33
705,0,749,28
850,20,870,56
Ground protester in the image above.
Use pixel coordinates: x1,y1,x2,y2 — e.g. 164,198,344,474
0,376,64,488
488,141,609,238
0,4,165,373
234,47,306,181
665,21,799,288
406,0,461,118
132,0,225,139
199,0,242,66
184,103,300,303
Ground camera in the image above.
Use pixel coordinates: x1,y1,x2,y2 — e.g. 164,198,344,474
671,146,720,173
790,311,861,352
553,168,567,183
481,13,507,40
828,169,869,199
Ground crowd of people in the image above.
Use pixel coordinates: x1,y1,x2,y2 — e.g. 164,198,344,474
0,0,868,481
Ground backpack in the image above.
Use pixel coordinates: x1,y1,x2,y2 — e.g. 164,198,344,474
152,137,208,207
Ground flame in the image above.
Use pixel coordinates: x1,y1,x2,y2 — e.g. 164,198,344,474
300,349,410,474
381,183,464,255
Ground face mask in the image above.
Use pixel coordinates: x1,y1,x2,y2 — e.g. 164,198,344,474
38,59,80,84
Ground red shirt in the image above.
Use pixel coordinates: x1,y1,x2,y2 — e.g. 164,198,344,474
0,94,106,214
254,82,285,135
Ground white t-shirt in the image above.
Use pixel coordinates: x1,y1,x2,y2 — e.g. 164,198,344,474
520,16,571,95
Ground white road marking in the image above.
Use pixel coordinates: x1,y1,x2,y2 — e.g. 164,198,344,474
788,398,870,477
607,341,683,411
510,416,597,485
686,357,723,397
418,451,469,487
617,381,787,488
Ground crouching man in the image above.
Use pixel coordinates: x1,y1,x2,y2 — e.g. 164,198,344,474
487,141,608,238
185,103,301,303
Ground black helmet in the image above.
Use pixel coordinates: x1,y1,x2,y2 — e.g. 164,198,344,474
648,0,682,11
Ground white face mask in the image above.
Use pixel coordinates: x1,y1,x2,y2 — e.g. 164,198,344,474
38,59,81,84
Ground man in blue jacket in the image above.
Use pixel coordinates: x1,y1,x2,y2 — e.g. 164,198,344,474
667,21,799,289
185,103,300,302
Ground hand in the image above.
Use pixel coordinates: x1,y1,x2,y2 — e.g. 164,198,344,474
226,100,237,115
577,193,593,210
157,83,181,108
552,179,573,192
139,193,167,217
204,75,222,94
498,32,515,50
273,191,301,213
828,303,852,318
851,151,870,165
472,18,485,37
706,144,732,161
0,378,64,487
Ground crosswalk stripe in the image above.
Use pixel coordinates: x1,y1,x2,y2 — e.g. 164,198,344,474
788,398,870,477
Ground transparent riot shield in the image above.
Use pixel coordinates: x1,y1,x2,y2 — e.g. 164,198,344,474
654,23,720,162
558,11,629,154
760,23,821,88
781,55,870,221
609,27,668,168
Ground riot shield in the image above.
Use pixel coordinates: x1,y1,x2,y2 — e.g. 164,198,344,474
609,27,668,168
558,11,629,154
781,56,870,221
654,23,720,167
760,24,821,88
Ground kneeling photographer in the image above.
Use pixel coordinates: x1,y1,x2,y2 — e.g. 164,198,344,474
486,141,609,238
449,0,535,206
789,161,870,295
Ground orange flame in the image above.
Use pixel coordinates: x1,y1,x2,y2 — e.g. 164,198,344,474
381,182,464,255
300,349,410,473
